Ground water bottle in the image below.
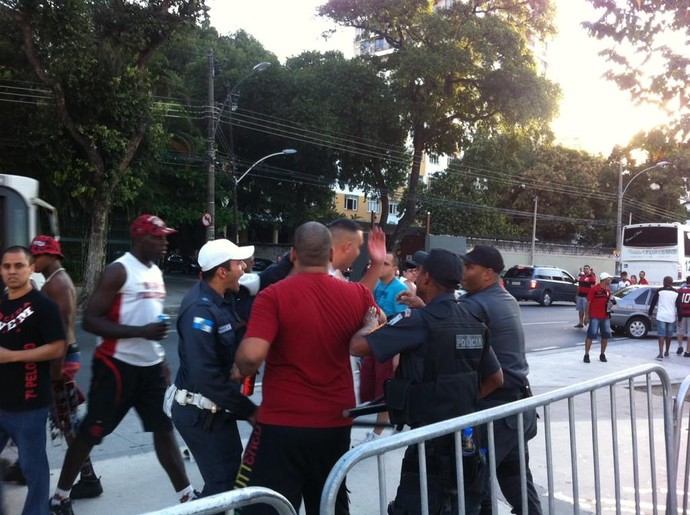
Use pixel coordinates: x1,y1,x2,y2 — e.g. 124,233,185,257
462,427,476,456
157,314,170,324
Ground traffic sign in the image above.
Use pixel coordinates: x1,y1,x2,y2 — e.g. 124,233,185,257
201,213,212,227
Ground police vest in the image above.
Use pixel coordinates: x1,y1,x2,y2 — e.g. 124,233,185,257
385,299,489,428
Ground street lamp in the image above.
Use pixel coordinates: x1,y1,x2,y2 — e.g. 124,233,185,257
615,160,671,273
206,60,272,242
233,149,298,243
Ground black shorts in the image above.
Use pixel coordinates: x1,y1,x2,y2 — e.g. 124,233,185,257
79,356,172,444
235,423,351,515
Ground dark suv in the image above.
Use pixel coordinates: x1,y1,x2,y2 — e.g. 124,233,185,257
503,265,578,306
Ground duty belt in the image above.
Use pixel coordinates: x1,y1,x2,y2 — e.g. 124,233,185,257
174,389,218,413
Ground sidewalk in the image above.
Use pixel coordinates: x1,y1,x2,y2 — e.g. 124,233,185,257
4,334,687,514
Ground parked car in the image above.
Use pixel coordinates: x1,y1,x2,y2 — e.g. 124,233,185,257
503,265,578,306
162,253,200,275
609,285,657,338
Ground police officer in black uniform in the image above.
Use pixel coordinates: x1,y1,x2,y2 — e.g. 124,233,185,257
171,239,258,497
459,245,542,514
350,249,503,514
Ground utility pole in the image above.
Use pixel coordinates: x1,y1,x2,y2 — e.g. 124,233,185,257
206,48,215,241
616,159,624,274
531,196,538,266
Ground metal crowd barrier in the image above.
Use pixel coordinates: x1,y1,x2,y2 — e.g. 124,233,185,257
673,375,690,514
141,486,296,515
321,364,677,514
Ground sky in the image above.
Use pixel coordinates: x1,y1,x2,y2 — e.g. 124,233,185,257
207,0,669,157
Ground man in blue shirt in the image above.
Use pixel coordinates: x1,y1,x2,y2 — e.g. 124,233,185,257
171,239,258,496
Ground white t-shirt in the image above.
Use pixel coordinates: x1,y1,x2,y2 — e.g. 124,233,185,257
95,252,166,366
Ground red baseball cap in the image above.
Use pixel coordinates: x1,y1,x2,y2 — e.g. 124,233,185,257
130,215,177,238
30,235,64,258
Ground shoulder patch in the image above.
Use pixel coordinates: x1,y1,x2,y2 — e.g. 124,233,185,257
388,309,412,326
193,317,214,333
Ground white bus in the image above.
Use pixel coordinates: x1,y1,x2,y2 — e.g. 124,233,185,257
620,222,690,284
0,173,59,247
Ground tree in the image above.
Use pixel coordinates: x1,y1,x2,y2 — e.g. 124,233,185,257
583,0,690,142
221,50,409,229
320,0,560,250
1,0,205,301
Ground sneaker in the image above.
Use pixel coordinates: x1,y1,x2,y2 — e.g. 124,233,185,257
677,347,684,355
49,498,74,515
353,431,380,447
664,351,670,357
685,352,690,358
179,489,201,503
656,353,664,361
583,354,590,363
4,461,26,485
574,323,584,328
599,354,607,362
70,476,103,499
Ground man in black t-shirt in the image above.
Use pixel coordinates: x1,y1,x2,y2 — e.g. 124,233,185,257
0,246,65,515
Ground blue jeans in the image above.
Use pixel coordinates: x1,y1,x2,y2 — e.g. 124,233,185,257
657,320,676,338
0,407,50,515
586,318,612,340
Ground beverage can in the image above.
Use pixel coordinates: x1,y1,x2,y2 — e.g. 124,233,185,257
157,314,171,324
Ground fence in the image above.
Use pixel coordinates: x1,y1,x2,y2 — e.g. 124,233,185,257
141,486,296,515
143,364,681,514
322,364,677,514
674,375,690,515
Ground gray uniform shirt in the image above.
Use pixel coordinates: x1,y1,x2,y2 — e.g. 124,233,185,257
460,282,529,391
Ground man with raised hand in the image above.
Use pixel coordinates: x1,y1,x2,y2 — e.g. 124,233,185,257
232,222,383,515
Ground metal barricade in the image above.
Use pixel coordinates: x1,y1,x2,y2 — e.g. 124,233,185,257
673,375,690,514
322,364,677,514
141,486,297,515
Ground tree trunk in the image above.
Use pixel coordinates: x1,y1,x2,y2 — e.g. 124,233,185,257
78,195,112,306
390,136,424,253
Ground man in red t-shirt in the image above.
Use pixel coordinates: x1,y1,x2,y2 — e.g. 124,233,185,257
676,276,690,356
583,272,614,363
232,221,385,515
575,265,596,328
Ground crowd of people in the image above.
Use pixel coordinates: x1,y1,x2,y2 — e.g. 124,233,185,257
0,214,544,515
575,263,690,362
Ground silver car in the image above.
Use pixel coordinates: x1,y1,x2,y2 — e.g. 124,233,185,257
609,285,658,338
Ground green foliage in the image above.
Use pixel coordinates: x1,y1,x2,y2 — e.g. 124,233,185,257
320,0,561,248
582,0,690,141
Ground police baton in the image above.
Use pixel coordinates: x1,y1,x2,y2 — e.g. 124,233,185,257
342,395,387,419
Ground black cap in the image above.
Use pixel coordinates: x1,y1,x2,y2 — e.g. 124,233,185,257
413,249,462,288
403,259,419,270
461,245,504,273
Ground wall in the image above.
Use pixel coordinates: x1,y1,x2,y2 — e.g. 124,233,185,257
468,238,616,278
252,236,617,279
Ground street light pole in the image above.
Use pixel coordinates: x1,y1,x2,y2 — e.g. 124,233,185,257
233,149,297,243
615,160,671,273
206,49,215,241
205,61,272,242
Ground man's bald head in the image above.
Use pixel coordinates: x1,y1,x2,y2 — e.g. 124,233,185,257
294,222,332,267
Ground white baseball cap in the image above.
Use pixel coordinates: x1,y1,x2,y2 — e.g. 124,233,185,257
197,239,254,272
600,272,612,280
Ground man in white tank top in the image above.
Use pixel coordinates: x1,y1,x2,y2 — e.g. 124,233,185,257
50,215,198,515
